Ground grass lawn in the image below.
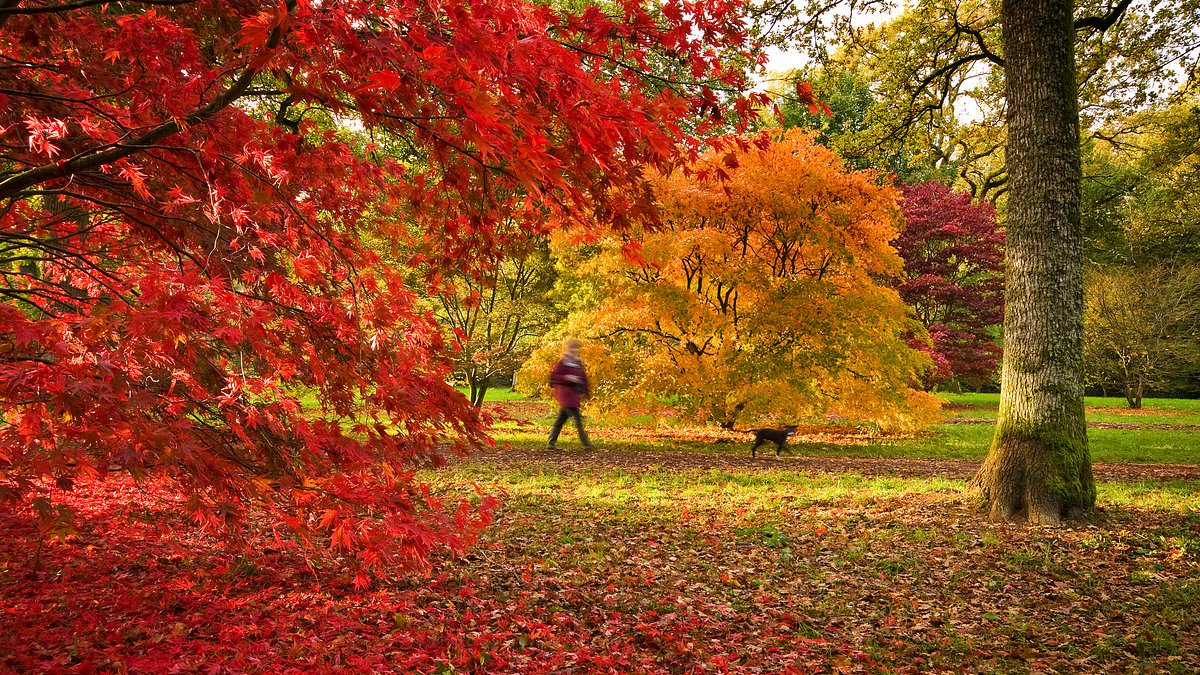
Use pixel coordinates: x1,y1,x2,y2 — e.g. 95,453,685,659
489,394,1200,466
455,386,531,402
297,387,530,411
495,423,1200,465
940,392,1200,425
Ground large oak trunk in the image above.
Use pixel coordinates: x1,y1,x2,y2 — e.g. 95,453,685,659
971,0,1096,523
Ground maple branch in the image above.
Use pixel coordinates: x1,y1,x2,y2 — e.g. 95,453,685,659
16,187,213,281
0,353,59,365
554,40,737,92
0,288,61,317
598,326,693,353
0,0,191,18
211,152,369,339
0,55,58,76
1,222,133,290
0,0,294,201
0,76,145,132
274,93,301,133
373,112,510,174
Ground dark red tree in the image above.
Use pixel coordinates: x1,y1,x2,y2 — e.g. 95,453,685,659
0,0,766,581
896,182,1005,388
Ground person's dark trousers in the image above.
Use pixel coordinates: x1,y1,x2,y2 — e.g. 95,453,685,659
548,406,592,448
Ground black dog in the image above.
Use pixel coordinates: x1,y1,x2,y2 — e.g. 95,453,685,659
747,425,798,458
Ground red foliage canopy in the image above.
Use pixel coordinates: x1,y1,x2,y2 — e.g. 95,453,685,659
896,182,1005,387
0,0,763,577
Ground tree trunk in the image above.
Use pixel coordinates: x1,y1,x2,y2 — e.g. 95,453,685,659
971,0,1095,524
467,371,486,408
1124,381,1136,409
473,383,489,408
720,402,747,430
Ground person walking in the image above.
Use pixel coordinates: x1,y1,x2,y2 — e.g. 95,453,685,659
547,339,594,450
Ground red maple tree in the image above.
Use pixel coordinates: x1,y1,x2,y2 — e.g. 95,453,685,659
0,0,766,579
895,182,1005,388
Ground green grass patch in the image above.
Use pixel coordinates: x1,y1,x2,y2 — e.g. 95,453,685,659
940,392,1200,422
494,419,1199,465
454,387,531,402
438,461,1200,513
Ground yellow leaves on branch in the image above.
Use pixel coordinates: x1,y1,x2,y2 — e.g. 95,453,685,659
523,130,941,431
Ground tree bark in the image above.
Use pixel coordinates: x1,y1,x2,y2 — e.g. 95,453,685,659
971,0,1095,524
1126,376,1143,409
467,372,488,408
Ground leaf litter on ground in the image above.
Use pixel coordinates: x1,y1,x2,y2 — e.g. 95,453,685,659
1,439,1197,673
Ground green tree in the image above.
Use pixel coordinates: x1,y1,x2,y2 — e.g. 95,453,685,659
771,68,880,169
1079,138,1142,264
437,239,560,407
796,0,1200,203
1084,264,1200,407
1124,93,1200,262
1073,89,1200,265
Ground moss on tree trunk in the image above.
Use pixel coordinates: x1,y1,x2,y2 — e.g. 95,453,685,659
971,0,1096,524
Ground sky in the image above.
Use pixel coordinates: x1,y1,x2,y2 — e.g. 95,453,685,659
764,45,810,75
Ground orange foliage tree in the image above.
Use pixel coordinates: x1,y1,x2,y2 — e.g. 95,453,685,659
523,130,939,430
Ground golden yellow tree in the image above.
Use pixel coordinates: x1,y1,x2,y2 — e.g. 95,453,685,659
523,130,940,430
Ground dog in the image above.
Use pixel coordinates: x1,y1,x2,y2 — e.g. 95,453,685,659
746,425,799,458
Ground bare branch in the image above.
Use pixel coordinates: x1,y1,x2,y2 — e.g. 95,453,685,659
1074,0,1134,33
0,0,295,201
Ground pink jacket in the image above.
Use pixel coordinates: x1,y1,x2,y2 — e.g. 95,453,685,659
549,357,590,408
